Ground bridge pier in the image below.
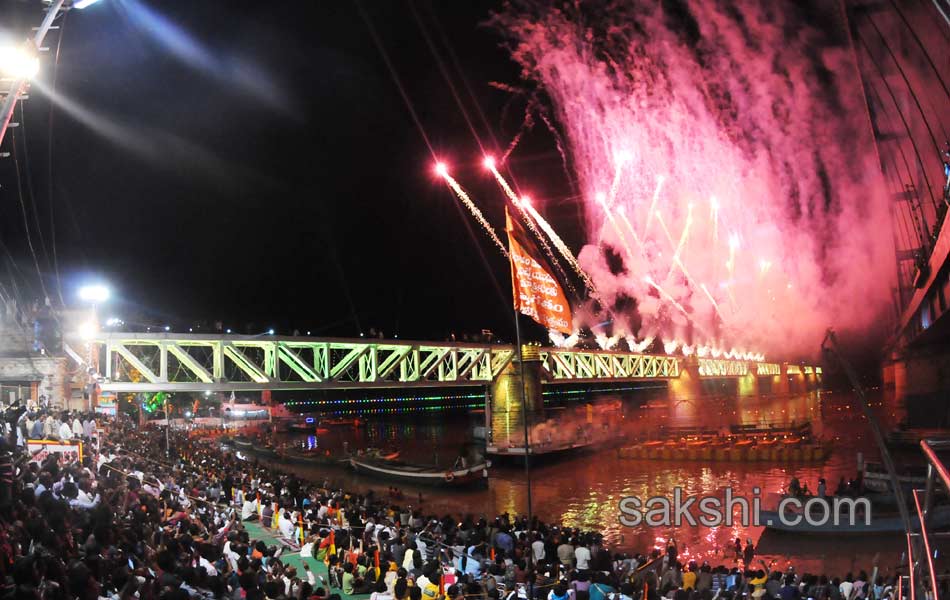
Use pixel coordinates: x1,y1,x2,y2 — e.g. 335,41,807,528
885,350,950,426
487,345,544,449
668,356,702,402
738,371,760,397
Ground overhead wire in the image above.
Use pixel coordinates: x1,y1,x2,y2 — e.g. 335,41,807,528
863,12,943,160
16,102,54,282
9,126,51,303
867,82,932,246
856,30,939,214
47,9,69,307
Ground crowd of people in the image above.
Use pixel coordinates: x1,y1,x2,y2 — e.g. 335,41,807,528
0,410,922,600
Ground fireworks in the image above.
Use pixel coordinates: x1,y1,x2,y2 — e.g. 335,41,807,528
643,275,690,320
435,163,509,259
495,1,894,356
597,193,639,265
485,158,571,289
520,196,597,291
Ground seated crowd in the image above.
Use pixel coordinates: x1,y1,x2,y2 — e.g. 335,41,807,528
0,411,914,600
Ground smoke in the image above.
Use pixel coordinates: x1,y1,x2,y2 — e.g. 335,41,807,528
494,0,896,357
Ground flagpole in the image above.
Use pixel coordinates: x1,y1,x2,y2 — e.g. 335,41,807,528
512,310,534,536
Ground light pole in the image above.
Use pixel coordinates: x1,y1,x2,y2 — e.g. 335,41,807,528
164,394,170,458
0,0,104,148
77,283,110,410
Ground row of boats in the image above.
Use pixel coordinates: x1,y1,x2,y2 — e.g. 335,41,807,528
617,421,831,463
618,437,831,462
225,437,490,488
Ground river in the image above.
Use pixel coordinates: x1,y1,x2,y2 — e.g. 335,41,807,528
249,388,916,577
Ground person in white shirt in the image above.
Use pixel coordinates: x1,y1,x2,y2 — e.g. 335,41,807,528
278,511,295,539
415,537,428,561
317,501,329,522
532,535,546,562
241,498,258,521
71,417,83,438
199,556,218,577
575,544,591,570
58,421,72,440
223,540,240,573
43,415,55,438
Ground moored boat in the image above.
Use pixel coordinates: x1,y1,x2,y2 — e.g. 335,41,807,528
758,504,950,534
348,456,489,487
321,417,365,427
618,440,831,462
862,460,927,493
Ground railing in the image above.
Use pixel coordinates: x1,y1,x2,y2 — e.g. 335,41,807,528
908,440,950,600
75,333,818,392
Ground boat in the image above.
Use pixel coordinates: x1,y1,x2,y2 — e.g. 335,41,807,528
731,421,811,437
321,417,364,427
758,504,950,534
862,461,928,493
360,448,401,461
656,421,813,441
618,440,831,462
886,428,950,449
348,456,489,487
287,422,316,433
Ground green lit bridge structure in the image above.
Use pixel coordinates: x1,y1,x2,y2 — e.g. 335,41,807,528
81,333,818,394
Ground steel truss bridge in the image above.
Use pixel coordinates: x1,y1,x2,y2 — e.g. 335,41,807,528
80,333,810,393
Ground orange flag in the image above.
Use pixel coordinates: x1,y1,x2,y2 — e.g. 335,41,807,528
506,208,573,333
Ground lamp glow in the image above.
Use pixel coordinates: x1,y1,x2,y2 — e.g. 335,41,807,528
78,320,98,340
434,162,448,177
78,284,110,303
482,156,495,170
0,47,39,79
73,0,103,9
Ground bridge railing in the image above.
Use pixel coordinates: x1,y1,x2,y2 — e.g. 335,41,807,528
540,349,679,381
88,333,516,392
78,333,815,392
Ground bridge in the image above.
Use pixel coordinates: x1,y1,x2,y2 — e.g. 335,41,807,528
79,332,813,393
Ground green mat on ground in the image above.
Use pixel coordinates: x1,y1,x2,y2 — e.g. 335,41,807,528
241,521,371,600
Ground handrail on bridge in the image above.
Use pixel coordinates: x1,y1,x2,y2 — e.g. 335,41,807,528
909,439,950,600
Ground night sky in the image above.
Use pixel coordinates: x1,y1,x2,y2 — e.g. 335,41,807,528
0,0,574,340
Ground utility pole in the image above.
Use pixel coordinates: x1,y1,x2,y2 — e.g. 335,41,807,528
0,0,67,148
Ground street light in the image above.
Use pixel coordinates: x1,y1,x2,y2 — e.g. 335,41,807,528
78,284,110,303
73,0,104,8
0,47,39,79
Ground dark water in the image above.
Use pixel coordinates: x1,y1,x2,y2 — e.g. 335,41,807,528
255,390,916,577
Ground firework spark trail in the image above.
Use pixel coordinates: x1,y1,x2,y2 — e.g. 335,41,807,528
522,200,597,291
440,172,510,258
607,154,630,206
665,204,693,281
640,175,666,239
616,207,647,254
488,165,572,287
709,196,719,243
597,195,639,266
643,275,692,320
699,282,726,322
597,159,629,245
726,233,739,279
653,211,677,248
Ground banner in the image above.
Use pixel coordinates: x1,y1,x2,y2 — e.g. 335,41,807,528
505,208,573,334
27,439,83,464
